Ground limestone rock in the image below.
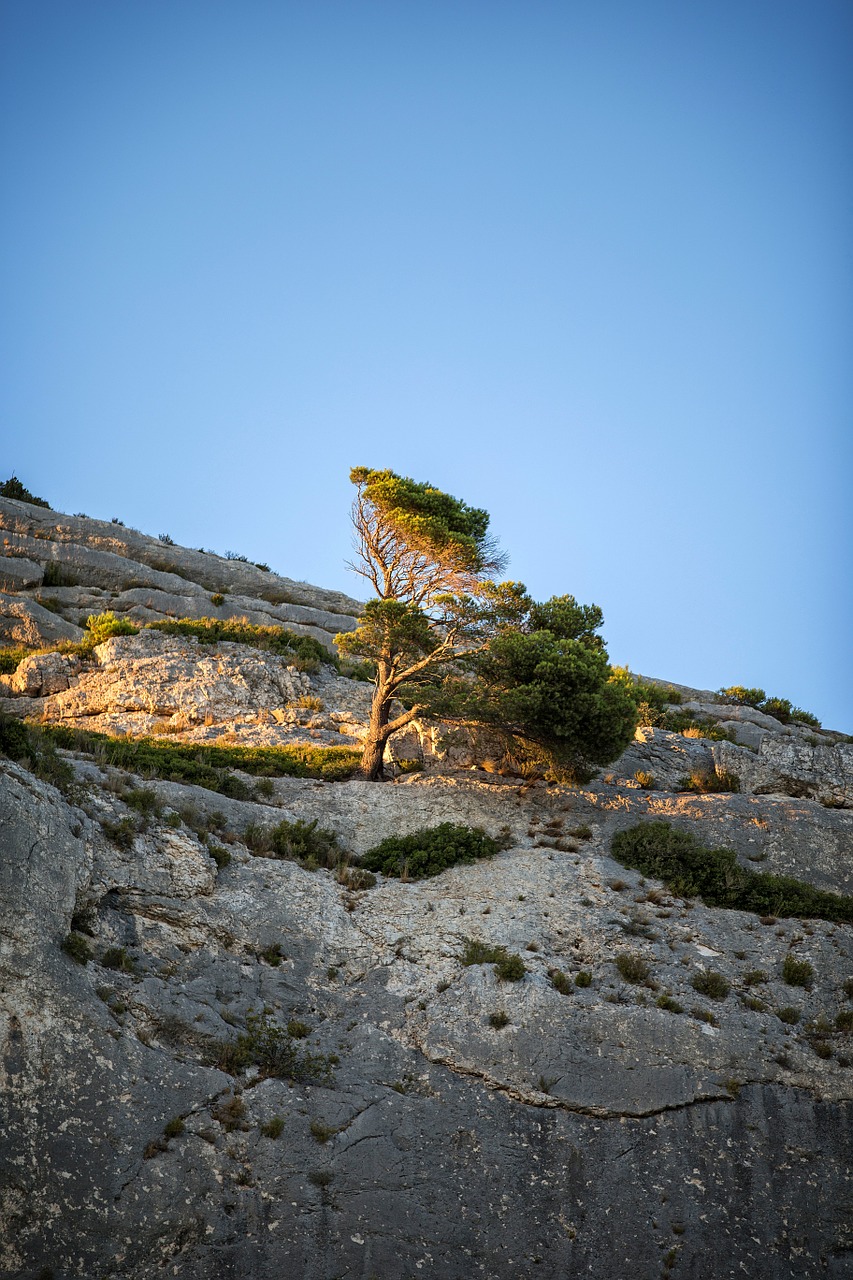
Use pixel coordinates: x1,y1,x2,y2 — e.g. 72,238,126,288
0,555,42,592
0,592,85,646
716,735,853,808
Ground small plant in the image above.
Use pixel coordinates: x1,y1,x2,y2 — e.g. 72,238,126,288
844,978,853,999
213,1095,248,1132
0,475,50,507
308,1169,333,1189
215,1011,335,1085
260,1115,284,1138
209,843,232,870
101,946,136,974
782,954,814,989
85,611,139,645
158,533,175,545
691,1006,717,1025
286,1019,309,1039
835,1010,853,1033
575,971,592,988
461,939,526,982
488,1010,511,1029
680,769,740,794
309,1118,336,1143
210,593,225,606
62,932,93,965
742,969,768,986
363,823,501,880
101,817,137,849
777,1006,801,1025
568,824,593,841
691,970,730,999
163,1116,185,1139
290,695,324,712
634,770,654,790
656,994,684,1014
610,822,853,924
549,969,573,996
615,952,651,985
260,944,284,967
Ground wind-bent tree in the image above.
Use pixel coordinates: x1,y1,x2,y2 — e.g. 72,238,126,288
337,466,637,781
336,467,517,779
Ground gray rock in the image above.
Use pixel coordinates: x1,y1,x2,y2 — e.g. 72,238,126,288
0,556,43,592
0,592,85,646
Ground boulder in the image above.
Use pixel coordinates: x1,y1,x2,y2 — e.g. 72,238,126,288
0,593,85,646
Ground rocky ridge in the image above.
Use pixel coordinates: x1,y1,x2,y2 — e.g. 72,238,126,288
1,503,852,1279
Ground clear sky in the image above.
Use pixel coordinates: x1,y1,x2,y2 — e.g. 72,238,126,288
2,0,851,729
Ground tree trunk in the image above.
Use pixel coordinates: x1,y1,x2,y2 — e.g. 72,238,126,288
361,679,392,781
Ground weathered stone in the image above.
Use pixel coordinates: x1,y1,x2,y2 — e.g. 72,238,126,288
0,592,85,646
8,650,76,696
0,555,42,592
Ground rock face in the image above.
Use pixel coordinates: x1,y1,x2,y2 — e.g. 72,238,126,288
0,496,361,650
2,760,853,1280
1,495,852,1279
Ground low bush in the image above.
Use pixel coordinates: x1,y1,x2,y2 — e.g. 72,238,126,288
489,1010,511,1028
680,769,740,794
85,611,139,644
610,822,853,924
615,952,651,985
163,1117,185,1139
658,710,735,742
549,969,573,996
575,970,592,988
691,970,730,999
0,475,50,507
719,686,820,729
362,823,501,880
144,617,332,672
461,939,526,982
261,1115,284,1138
41,724,361,786
782,954,814,988
0,647,31,675
62,932,93,965
0,714,76,794
634,771,655,790
215,1010,335,1085
245,818,344,871
777,1006,801,1025
656,994,684,1014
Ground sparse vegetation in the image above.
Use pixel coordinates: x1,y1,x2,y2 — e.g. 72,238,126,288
41,724,361,786
62,932,93,965
634,771,655,790
549,969,573,996
309,1118,337,1143
719,686,820,728
777,1006,801,1025
362,823,501,879
215,1011,336,1085
260,1115,285,1138
575,971,592,988
691,971,730,1000
679,768,740,794
0,475,50,507
145,617,331,672
163,1117,185,1139
611,822,853,923
488,1010,511,1028
615,952,652,985
461,939,526,982
244,818,344,871
782,954,814,989
656,994,684,1014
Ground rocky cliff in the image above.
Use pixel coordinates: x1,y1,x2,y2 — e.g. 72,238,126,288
1,501,852,1280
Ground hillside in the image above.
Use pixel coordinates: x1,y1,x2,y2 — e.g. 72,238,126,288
1,494,852,1280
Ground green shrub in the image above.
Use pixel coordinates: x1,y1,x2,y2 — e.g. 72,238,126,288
777,1006,800,1025
719,686,819,728
615,952,651,985
549,969,573,996
0,714,75,794
163,1117,185,1139
610,822,853,924
40,724,361,786
0,647,30,675
209,844,231,870
101,817,137,849
215,1011,335,1085
123,787,162,818
461,939,526,982
309,1118,336,1143
85,611,139,644
742,969,768,986
575,970,592,988
0,713,32,760
680,769,740,794
101,946,136,973
286,1019,310,1039
144,617,332,672
691,970,730,1000
656,994,684,1014
488,1010,511,1028
362,823,501,879
782,954,814,988
261,1115,284,1138
569,824,593,841
0,475,50,507
62,932,93,965
844,978,853,999
249,818,343,871
658,710,734,741
634,771,654,790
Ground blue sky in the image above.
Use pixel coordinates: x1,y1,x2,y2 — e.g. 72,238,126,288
2,0,851,729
